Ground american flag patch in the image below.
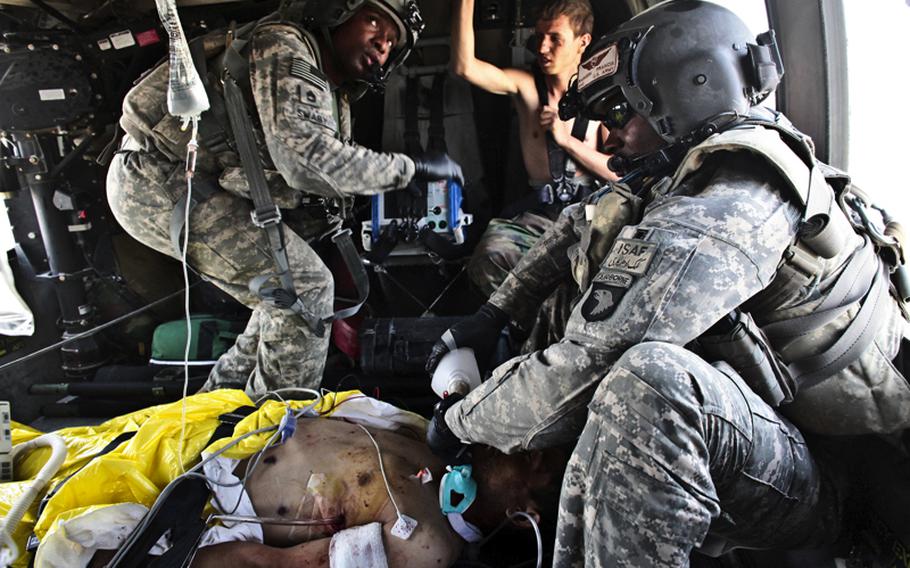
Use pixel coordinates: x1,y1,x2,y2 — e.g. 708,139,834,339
290,58,329,92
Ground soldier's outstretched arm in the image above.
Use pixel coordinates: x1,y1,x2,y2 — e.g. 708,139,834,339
249,23,415,198
444,160,801,453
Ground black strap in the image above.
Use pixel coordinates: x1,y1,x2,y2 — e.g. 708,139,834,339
208,35,367,334
427,73,447,153
188,36,234,155
404,75,422,155
107,406,256,568
532,65,589,186
763,238,877,345
328,229,370,321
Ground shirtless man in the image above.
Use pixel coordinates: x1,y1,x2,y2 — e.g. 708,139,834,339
454,0,617,298
190,417,564,567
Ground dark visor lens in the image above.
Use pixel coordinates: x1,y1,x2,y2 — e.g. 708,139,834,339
603,101,634,129
589,96,634,130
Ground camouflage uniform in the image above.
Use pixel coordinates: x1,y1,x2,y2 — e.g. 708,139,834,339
107,20,415,395
466,204,575,352
444,127,909,566
466,205,562,298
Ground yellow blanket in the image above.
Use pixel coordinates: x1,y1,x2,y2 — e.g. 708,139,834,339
0,389,426,567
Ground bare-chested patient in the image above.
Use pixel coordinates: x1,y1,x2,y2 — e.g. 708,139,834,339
190,418,565,568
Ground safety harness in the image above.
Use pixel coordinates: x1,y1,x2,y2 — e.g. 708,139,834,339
170,24,369,337
690,117,906,406
532,66,592,206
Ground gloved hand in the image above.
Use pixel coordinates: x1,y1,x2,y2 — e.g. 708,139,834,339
426,393,469,463
426,303,509,374
412,152,464,186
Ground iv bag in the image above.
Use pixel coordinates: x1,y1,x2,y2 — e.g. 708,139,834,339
154,0,210,118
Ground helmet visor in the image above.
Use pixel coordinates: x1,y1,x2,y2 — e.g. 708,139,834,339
587,91,634,129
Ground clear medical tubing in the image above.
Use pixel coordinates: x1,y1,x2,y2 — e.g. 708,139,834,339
0,434,68,565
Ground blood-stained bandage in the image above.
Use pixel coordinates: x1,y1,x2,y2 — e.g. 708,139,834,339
328,522,389,568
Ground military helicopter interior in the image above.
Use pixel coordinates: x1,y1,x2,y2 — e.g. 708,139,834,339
0,0,908,566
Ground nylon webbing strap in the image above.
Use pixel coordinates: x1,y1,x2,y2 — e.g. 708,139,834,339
330,229,370,320
533,66,564,184
763,237,877,344
788,262,890,390
218,40,367,333
404,75,422,155
222,78,273,227
222,75,326,336
427,73,447,153
533,65,589,203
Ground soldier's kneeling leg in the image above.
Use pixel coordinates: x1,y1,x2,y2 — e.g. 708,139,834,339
554,341,841,568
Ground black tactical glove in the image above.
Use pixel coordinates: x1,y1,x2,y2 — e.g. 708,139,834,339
426,393,470,463
425,303,509,374
412,152,465,186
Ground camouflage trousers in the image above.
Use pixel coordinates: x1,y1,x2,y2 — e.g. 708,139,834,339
555,342,842,567
107,149,333,396
467,206,561,298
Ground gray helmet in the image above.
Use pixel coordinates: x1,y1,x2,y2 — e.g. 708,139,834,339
293,0,424,87
564,0,783,144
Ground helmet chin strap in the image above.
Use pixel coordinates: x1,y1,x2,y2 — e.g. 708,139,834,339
362,61,386,92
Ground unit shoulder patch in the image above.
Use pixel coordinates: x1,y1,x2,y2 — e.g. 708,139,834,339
593,270,633,288
581,281,628,322
603,238,657,276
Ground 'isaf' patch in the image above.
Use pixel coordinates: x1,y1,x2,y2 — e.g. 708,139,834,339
603,238,657,276
581,282,627,322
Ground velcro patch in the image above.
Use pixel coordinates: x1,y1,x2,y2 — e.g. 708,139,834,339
603,238,657,276
577,42,619,90
296,84,326,108
594,270,633,288
581,282,627,322
290,58,329,91
296,106,336,130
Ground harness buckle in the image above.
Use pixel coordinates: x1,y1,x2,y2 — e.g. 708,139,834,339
329,227,353,244
539,180,581,205
250,205,282,228
556,182,578,203
782,242,821,281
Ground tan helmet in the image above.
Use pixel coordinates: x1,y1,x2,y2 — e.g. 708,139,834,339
293,0,424,87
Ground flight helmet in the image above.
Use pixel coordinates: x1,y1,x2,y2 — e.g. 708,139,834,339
562,0,784,145
290,0,424,87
